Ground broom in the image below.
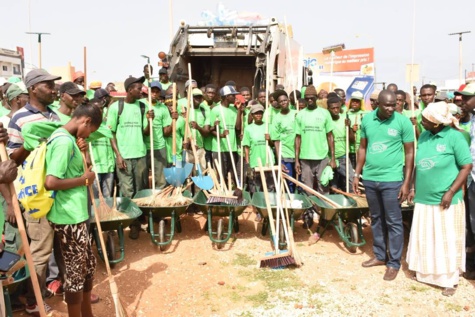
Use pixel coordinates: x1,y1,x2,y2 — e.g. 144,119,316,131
82,153,128,317
88,143,113,218
258,158,294,268
281,178,303,266
0,143,47,317
331,187,368,208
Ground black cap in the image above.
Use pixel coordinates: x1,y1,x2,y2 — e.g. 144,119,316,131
94,88,110,99
124,76,145,91
59,81,85,95
25,69,61,89
159,68,168,75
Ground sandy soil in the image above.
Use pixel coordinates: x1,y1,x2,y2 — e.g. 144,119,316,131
12,208,475,317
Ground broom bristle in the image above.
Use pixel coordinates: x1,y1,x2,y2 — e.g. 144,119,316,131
259,251,295,268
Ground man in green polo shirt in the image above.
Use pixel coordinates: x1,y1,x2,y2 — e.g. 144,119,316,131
106,76,154,239
295,84,336,194
143,81,173,190
353,90,414,281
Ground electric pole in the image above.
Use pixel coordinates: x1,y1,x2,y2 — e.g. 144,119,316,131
449,31,471,85
25,32,51,69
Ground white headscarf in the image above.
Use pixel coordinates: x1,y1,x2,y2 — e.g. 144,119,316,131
422,101,460,129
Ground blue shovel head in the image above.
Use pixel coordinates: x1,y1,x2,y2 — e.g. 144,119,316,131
191,164,214,190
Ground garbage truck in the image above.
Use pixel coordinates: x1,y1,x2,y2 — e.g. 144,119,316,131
163,18,307,97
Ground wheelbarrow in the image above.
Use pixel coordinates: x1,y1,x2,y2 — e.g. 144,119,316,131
307,194,369,253
193,190,251,249
134,189,193,251
251,192,311,249
90,197,142,268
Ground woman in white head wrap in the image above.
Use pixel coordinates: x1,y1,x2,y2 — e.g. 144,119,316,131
406,101,473,296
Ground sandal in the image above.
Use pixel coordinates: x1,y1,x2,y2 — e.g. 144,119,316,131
442,285,458,297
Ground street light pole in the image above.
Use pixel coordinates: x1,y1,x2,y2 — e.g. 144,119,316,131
25,32,50,69
449,31,471,85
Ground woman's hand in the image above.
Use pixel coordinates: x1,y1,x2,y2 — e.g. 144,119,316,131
407,189,415,204
440,190,454,210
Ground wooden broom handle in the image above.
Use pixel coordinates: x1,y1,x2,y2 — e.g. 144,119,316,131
0,143,47,317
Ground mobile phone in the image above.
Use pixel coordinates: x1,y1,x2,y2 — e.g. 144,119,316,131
0,250,21,272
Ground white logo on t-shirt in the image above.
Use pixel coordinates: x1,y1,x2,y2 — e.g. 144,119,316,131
388,128,398,137
418,157,436,170
369,141,388,154
436,144,446,152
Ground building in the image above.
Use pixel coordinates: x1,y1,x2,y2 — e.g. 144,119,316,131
0,48,23,81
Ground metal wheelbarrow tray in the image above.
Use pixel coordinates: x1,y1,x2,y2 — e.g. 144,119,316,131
90,197,142,267
251,192,311,248
308,194,369,253
193,190,251,249
133,189,193,251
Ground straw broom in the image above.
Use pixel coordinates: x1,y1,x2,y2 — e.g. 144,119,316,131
281,178,303,266
82,152,128,317
0,143,47,317
88,143,112,217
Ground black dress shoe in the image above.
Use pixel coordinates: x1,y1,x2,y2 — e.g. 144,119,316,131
362,257,386,268
383,267,399,281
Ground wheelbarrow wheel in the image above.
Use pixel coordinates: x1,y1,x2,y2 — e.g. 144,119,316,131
344,223,358,253
159,220,167,251
216,218,224,249
106,232,116,269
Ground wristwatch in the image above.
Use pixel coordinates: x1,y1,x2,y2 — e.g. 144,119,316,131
354,173,360,178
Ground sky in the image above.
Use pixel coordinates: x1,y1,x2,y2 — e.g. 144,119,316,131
1,0,474,92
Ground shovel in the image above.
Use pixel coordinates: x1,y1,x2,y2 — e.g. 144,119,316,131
164,83,191,186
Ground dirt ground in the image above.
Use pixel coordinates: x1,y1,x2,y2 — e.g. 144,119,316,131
12,207,475,317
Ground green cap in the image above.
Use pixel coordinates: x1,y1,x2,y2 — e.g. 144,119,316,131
6,83,28,101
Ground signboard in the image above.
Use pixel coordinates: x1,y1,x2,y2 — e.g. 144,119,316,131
405,64,420,83
304,48,375,75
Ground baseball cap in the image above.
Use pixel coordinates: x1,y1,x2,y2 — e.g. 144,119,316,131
8,76,21,84
454,83,475,97
141,86,149,95
192,88,203,96
150,81,162,90
219,85,239,96
124,76,145,91
185,79,197,89
158,68,168,75
72,71,85,82
350,91,364,100
6,83,28,101
89,81,102,89
435,91,448,101
25,69,61,89
250,103,265,114
94,88,109,99
60,82,85,95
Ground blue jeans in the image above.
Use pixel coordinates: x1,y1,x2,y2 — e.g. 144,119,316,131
282,160,295,193
363,180,403,269
92,172,115,199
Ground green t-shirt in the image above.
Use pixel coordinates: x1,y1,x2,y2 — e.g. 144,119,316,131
165,116,185,164
189,106,210,148
177,97,189,114
270,110,296,159
91,122,115,174
55,110,71,124
144,102,171,150
50,100,60,110
210,104,238,152
46,129,88,225
106,100,147,159
242,123,274,168
414,126,472,205
263,106,281,128
201,103,212,151
295,107,334,160
160,81,172,91
459,120,472,134
331,115,347,158
360,110,414,182
348,110,368,153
